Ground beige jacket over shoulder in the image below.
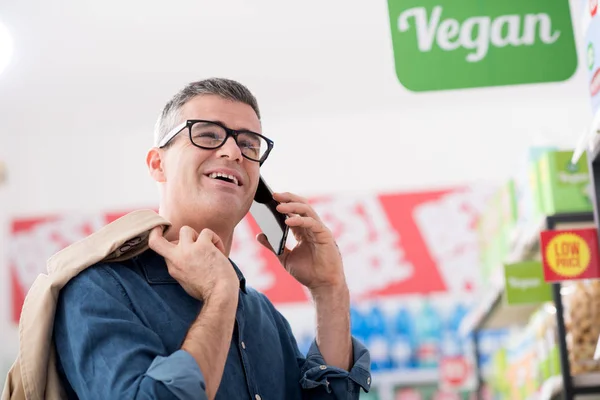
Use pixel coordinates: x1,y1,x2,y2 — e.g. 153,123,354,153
2,210,171,400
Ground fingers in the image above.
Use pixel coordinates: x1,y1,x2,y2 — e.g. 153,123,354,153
199,228,226,255
150,225,227,257
276,202,319,220
179,226,198,243
285,215,330,239
274,192,321,222
148,226,176,257
273,192,309,205
256,233,291,262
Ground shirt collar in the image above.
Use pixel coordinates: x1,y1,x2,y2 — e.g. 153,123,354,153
136,249,247,294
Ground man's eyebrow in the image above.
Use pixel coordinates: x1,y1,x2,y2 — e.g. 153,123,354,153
203,119,259,133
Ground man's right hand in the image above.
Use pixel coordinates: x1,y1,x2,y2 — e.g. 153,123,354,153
149,226,240,399
148,226,239,301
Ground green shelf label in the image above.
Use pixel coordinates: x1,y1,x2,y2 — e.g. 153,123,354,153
504,261,552,304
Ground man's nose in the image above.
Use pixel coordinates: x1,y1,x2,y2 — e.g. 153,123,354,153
216,136,243,162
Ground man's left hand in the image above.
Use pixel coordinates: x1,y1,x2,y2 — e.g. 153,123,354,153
256,192,346,292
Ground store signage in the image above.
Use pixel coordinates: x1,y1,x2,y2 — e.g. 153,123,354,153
586,1,600,115
8,186,493,322
387,0,577,92
540,229,600,282
504,261,552,305
439,356,471,389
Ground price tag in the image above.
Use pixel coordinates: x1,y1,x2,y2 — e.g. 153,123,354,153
541,229,600,282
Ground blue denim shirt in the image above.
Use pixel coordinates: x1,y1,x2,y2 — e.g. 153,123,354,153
53,249,371,399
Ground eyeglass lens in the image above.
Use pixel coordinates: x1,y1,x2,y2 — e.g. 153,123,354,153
190,121,268,161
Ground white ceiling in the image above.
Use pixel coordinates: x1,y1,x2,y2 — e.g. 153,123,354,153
0,0,595,208
0,0,588,135
0,0,408,136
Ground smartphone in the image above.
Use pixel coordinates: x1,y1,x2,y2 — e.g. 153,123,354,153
250,176,289,255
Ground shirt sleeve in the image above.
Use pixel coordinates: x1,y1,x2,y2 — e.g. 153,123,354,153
263,293,372,400
300,337,372,399
53,265,207,400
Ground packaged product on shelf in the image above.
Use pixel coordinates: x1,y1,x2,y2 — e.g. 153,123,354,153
364,304,393,371
482,304,560,400
499,179,518,251
530,309,547,388
488,348,509,399
390,306,416,369
440,303,469,359
476,329,510,378
477,189,505,287
563,281,600,374
585,1,600,116
414,299,442,369
351,305,369,343
539,304,561,380
537,150,592,214
505,325,538,400
359,389,380,400
513,147,555,234
394,387,424,400
393,385,476,400
528,304,560,391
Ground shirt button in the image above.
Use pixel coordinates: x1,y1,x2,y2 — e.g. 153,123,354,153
241,341,246,350
319,365,327,370
255,395,261,400
367,377,371,386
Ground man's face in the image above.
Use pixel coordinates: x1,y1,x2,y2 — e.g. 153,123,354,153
152,94,261,224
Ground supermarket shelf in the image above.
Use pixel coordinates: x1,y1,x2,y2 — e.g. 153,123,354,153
371,369,438,388
506,218,548,263
586,109,600,164
534,375,562,400
458,219,546,338
573,108,600,164
370,370,439,400
529,373,600,400
573,372,600,394
573,372,600,393
458,283,541,337
460,213,596,338
589,133,600,166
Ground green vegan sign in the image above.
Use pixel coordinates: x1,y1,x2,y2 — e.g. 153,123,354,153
387,0,578,92
504,261,553,305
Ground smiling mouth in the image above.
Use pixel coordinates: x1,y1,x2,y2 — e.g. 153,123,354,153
207,172,240,186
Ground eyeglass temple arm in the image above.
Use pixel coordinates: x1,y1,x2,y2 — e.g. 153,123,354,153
158,121,188,148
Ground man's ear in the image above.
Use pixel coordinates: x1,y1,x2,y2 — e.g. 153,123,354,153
146,147,166,183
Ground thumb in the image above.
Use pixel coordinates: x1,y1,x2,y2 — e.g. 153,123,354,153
256,233,274,253
256,233,290,263
148,226,175,258
199,228,227,255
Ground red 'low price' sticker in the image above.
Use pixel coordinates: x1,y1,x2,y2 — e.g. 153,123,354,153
540,229,600,282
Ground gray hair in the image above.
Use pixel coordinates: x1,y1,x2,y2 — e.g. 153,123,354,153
154,78,261,147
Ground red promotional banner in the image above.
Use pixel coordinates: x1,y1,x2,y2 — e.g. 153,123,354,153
8,185,494,323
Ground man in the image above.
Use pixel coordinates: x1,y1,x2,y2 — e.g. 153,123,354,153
53,78,372,399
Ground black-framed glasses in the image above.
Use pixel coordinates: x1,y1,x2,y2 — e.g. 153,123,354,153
158,119,274,165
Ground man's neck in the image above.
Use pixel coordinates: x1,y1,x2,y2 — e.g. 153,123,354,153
159,209,236,256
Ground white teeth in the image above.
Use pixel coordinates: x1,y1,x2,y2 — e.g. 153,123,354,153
208,172,239,186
